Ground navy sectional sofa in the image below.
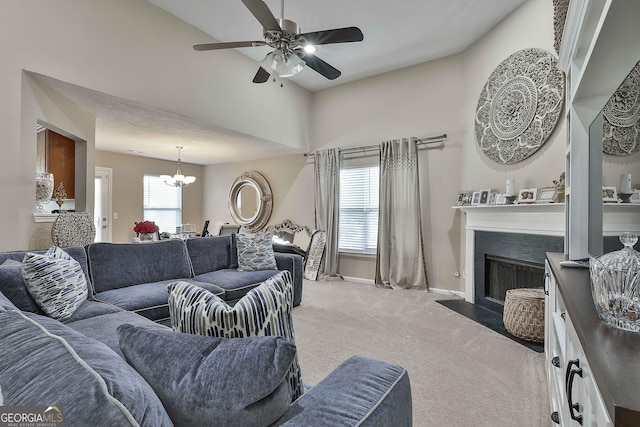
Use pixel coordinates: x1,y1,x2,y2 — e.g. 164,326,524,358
0,241,412,426
87,235,303,322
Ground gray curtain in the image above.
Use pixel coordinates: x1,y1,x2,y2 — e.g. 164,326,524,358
375,138,428,290
313,148,341,280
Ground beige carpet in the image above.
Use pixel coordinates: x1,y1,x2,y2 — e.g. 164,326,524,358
292,279,550,426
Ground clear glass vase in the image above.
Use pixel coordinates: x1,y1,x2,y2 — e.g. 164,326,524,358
139,233,157,242
590,232,640,332
35,173,54,213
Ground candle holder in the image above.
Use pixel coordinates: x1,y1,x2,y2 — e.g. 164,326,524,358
619,193,633,203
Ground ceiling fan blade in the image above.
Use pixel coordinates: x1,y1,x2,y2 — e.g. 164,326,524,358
299,53,341,80
299,27,364,45
193,41,266,51
253,67,271,83
241,0,281,32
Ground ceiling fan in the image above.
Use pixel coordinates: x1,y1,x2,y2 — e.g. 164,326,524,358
193,0,364,83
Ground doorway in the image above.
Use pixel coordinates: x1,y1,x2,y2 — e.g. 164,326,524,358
94,167,113,242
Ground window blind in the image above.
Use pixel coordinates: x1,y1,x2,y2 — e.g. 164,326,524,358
143,175,182,233
339,165,379,254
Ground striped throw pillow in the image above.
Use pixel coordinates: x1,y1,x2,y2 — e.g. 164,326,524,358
167,270,303,401
21,246,88,320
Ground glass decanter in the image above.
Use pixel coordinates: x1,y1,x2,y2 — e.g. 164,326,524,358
590,232,640,332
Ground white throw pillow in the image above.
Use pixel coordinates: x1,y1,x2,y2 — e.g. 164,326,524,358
235,232,278,271
22,246,88,320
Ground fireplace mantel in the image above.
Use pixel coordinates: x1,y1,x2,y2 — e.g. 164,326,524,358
455,203,565,236
454,203,640,303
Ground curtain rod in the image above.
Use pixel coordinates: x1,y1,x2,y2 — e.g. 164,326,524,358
304,133,447,158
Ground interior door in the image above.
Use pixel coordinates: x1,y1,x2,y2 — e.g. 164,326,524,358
94,167,113,242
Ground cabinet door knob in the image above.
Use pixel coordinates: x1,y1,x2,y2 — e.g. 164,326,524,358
552,356,560,368
551,411,560,424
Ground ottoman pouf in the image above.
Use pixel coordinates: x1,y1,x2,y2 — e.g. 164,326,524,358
503,288,545,343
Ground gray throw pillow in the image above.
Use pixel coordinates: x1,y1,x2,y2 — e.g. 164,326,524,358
0,260,42,313
0,290,18,311
22,246,88,320
236,232,278,271
118,324,295,427
167,270,304,401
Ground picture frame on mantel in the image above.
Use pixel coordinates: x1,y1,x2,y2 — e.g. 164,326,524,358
518,188,537,203
471,191,481,206
495,194,507,205
537,187,557,203
602,186,618,203
479,189,491,205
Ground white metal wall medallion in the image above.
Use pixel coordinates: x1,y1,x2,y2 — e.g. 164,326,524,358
603,61,640,155
475,48,565,164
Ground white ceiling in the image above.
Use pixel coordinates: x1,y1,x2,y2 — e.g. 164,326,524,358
149,0,527,92
38,0,527,165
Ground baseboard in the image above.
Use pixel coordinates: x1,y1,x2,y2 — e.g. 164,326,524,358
429,287,465,298
341,275,375,285
341,276,465,298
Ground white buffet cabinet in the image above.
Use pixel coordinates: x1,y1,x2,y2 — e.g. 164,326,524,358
545,253,640,426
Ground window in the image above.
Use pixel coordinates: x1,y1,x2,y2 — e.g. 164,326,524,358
143,175,182,233
339,165,379,254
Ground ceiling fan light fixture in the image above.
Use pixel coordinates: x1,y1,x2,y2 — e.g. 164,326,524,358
258,48,305,78
303,44,316,54
162,146,196,187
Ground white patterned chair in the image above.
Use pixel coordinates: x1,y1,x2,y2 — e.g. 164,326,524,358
265,220,326,280
51,212,96,247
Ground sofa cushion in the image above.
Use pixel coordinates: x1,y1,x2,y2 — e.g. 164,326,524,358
272,355,412,427
0,310,172,426
22,246,88,320
95,279,225,321
185,235,236,275
87,240,192,293
0,260,42,313
236,232,278,271
118,324,295,427
61,299,124,323
168,270,303,401
193,268,279,301
0,290,18,311
67,310,170,359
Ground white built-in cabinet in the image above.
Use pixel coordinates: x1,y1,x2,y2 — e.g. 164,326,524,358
545,257,612,426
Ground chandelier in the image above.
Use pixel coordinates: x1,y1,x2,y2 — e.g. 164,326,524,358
161,146,196,187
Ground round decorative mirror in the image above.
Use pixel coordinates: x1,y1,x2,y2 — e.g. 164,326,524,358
228,171,272,232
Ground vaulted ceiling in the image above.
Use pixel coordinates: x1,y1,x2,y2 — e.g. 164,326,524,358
36,0,527,164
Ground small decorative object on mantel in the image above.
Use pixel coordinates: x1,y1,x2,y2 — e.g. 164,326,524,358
590,232,640,332
619,173,633,203
602,61,640,156
53,182,67,210
134,221,159,242
475,48,565,164
537,187,557,203
517,188,537,204
602,186,618,203
552,172,565,202
35,172,54,213
505,179,516,204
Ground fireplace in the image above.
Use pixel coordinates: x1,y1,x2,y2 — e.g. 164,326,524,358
474,231,563,314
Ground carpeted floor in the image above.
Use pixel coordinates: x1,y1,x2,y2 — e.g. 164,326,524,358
292,279,550,427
